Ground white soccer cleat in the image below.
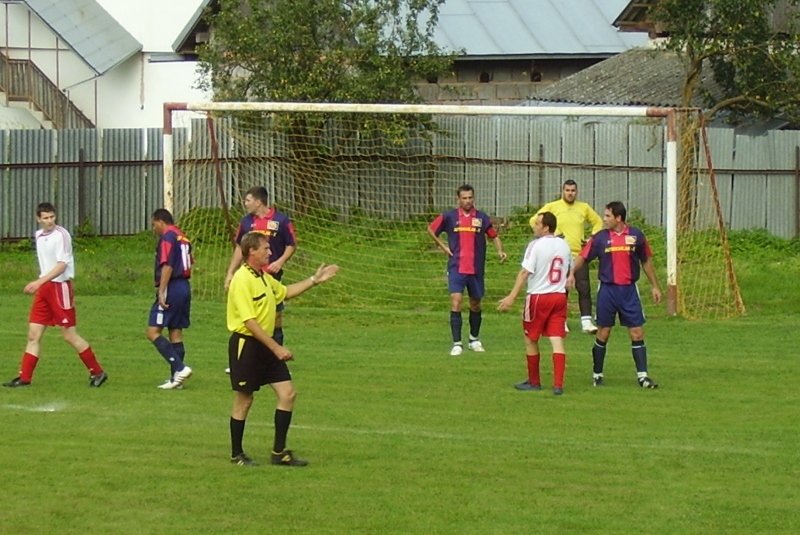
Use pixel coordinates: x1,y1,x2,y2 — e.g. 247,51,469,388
468,340,485,352
450,344,464,356
581,317,598,334
224,367,231,375
157,379,183,390
173,365,193,385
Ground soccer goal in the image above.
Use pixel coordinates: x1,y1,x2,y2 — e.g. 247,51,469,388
162,101,744,319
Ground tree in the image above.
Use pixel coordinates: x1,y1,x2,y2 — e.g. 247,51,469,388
648,0,800,232
196,0,455,213
652,0,800,122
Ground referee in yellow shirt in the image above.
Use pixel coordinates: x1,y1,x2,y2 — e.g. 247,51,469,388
227,231,339,467
532,180,603,333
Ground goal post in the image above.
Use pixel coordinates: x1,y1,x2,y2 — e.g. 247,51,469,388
162,101,743,319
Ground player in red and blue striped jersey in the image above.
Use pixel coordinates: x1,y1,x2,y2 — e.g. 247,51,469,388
146,209,195,389
225,186,297,347
570,201,662,389
428,185,507,356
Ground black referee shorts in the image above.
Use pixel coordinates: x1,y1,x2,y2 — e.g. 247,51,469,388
228,332,291,392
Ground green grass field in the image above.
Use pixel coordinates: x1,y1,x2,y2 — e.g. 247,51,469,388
1,231,799,534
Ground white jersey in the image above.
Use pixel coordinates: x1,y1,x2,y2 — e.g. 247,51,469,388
520,235,572,295
35,225,74,282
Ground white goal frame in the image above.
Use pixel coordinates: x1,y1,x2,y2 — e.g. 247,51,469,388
162,101,679,314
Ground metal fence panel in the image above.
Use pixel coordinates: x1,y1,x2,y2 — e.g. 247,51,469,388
731,135,770,230
530,121,564,207
2,120,800,240
496,117,531,218
765,130,797,238
7,130,57,237
703,128,735,229
629,123,664,226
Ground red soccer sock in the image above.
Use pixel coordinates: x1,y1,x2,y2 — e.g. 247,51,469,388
78,347,103,375
526,354,541,386
552,352,566,388
20,352,39,382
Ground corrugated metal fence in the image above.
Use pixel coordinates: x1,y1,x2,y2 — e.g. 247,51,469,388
2,118,799,239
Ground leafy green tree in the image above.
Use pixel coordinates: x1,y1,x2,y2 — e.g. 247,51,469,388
652,0,800,121
648,1,800,232
196,0,455,213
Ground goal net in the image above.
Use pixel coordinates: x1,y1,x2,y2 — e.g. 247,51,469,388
163,102,744,320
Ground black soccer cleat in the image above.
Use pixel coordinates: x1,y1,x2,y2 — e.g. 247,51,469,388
638,376,658,389
231,452,259,466
514,380,542,391
592,375,605,387
89,371,108,387
3,377,31,388
271,449,308,467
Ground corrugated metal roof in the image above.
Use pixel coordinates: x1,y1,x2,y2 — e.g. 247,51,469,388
173,0,646,58
25,0,141,75
528,48,722,108
613,0,659,33
435,0,648,58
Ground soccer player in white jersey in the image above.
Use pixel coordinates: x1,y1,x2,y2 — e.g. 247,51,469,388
3,202,108,388
498,212,572,395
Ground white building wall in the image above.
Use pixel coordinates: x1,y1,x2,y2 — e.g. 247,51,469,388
94,55,205,128
1,0,208,129
94,0,204,52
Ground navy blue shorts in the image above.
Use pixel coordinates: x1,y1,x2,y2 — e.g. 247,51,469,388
148,278,191,329
447,272,485,299
595,283,645,328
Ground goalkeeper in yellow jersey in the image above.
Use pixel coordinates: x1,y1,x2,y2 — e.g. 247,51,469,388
532,180,603,334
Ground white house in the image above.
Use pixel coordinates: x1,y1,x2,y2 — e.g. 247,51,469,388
0,0,207,129
1,0,645,128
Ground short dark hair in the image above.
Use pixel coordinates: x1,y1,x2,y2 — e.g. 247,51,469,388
457,184,474,196
562,180,577,188
605,201,627,222
152,208,174,225
240,231,268,260
539,211,557,234
246,186,269,205
37,202,56,216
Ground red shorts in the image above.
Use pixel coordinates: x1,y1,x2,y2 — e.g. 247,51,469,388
522,293,567,341
29,281,77,327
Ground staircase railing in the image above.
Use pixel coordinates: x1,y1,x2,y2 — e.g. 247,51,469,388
0,51,95,129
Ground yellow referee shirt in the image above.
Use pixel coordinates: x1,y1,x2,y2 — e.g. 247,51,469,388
533,199,603,255
227,264,287,336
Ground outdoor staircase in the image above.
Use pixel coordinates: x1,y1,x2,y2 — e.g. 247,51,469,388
0,50,94,129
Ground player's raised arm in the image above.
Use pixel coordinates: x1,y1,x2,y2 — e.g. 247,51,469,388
285,264,340,300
